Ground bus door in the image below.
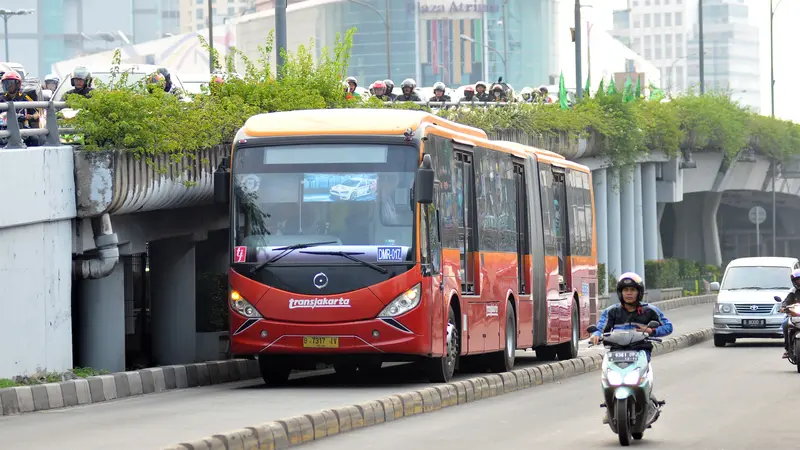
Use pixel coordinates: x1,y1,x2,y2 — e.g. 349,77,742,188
550,167,572,294
420,189,445,356
513,160,534,349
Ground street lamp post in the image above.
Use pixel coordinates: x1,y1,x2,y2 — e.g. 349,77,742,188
348,0,391,79
770,0,783,255
698,0,705,94
574,0,583,99
0,9,34,61
460,34,506,80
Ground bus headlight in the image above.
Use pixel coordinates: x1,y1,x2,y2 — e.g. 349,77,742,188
378,283,421,318
230,290,262,318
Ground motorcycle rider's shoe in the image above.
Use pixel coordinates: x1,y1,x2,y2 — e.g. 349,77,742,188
783,351,789,359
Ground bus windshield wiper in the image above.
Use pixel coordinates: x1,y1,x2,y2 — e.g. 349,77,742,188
249,241,338,274
299,250,389,274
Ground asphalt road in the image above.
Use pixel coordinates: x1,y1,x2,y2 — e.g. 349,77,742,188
304,339,793,450
0,303,715,450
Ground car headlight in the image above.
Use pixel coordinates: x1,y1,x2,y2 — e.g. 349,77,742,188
378,283,421,318
715,303,735,314
230,290,263,318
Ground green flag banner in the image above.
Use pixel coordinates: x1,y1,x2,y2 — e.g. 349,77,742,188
559,71,568,110
622,76,634,102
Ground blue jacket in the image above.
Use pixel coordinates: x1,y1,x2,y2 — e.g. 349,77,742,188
593,302,674,338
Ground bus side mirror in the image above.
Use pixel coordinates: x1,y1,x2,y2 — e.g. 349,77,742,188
709,282,720,292
414,153,435,204
214,156,230,204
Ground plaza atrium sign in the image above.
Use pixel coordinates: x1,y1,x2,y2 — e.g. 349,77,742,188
409,1,499,19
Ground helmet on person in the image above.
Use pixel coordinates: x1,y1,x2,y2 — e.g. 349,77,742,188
616,272,645,304
520,86,534,100
44,73,60,90
1,71,22,93
70,66,92,87
791,269,800,289
433,81,446,93
383,79,394,93
345,76,357,88
400,78,416,93
475,81,487,91
372,80,387,96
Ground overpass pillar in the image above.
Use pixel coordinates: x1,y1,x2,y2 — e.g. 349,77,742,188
76,261,126,373
607,169,623,283
633,164,645,280
593,168,608,293
657,203,666,259
149,236,198,365
641,163,659,261
702,192,722,266
620,167,636,273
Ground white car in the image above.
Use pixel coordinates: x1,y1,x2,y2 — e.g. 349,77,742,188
329,177,377,201
711,256,799,347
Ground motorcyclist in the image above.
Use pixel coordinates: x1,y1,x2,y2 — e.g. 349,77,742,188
474,81,490,101
371,80,391,101
395,78,421,102
590,272,673,418
428,81,451,103
156,67,182,96
520,86,535,103
0,71,39,145
383,79,396,101
489,83,507,102
65,66,94,98
460,85,476,102
778,269,800,358
345,76,358,94
43,73,60,92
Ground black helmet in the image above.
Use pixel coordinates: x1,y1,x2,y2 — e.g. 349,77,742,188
791,268,800,289
616,272,644,304
400,78,416,90
383,79,394,92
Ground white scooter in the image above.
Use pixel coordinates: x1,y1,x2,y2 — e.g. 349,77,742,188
587,321,665,446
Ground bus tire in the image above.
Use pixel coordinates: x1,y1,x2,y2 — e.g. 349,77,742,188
258,355,291,385
555,300,580,360
489,301,516,373
426,303,458,383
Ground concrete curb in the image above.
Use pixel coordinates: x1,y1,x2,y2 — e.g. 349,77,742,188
0,294,715,417
163,327,715,450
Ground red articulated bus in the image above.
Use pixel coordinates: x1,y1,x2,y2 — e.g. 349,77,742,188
213,108,598,384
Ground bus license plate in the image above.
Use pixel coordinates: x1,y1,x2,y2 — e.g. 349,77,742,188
303,336,339,348
742,319,765,328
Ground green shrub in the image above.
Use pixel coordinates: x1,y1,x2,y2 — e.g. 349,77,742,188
598,263,606,295
644,259,681,289
63,27,800,169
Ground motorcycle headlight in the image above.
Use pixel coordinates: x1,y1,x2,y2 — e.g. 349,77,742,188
606,370,623,386
623,370,642,385
378,283,421,318
230,290,263,319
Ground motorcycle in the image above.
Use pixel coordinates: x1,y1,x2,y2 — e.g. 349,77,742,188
774,295,800,372
587,321,665,446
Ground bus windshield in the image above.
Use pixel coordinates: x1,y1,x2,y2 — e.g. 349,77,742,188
232,143,418,263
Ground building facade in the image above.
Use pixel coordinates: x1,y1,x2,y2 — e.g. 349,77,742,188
611,0,695,95
686,0,760,112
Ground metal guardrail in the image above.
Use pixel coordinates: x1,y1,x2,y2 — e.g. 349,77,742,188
0,100,76,149
381,100,552,109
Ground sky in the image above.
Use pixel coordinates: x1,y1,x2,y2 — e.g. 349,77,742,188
573,0,799,124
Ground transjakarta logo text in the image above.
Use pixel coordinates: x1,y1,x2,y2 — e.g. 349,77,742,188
289,297,351,309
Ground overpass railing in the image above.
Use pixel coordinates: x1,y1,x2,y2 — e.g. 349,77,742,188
381,100,549,110
0,100,76,149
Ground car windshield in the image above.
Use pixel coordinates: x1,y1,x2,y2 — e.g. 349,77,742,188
720,266,793,290
232,143,418,263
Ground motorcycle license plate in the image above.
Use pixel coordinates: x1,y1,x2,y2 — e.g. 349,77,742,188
742,319,765,328
608,351,638,363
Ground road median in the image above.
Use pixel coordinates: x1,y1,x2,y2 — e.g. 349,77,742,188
162,326,715,450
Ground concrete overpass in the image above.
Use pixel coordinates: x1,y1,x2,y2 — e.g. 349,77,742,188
2,108,795,381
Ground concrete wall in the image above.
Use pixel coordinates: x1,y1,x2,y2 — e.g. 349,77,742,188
0,146,77,378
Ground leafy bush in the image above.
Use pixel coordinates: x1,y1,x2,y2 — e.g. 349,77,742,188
63,26,800,169
644,259,681,289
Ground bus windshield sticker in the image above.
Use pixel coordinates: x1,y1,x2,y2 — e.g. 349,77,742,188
303,173,378,202
234,246,247,262
377,246,404,261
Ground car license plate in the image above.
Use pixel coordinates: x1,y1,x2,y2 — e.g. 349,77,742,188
303,336,339,348
608,351,639,363
742,319,766,328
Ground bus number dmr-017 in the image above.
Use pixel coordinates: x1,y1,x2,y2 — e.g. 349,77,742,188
377,246,403,262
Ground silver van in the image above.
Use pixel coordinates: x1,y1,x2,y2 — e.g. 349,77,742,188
710,256,799,347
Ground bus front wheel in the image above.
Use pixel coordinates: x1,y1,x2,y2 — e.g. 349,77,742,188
258,355,291,385
426,303,459,383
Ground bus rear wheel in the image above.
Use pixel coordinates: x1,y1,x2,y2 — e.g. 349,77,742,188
258,355,291,385
426,303,458,383
555,301,580,360
489,302,516,373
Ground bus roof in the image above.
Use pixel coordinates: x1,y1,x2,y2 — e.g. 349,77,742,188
239,108,488,140
492,140,566,160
